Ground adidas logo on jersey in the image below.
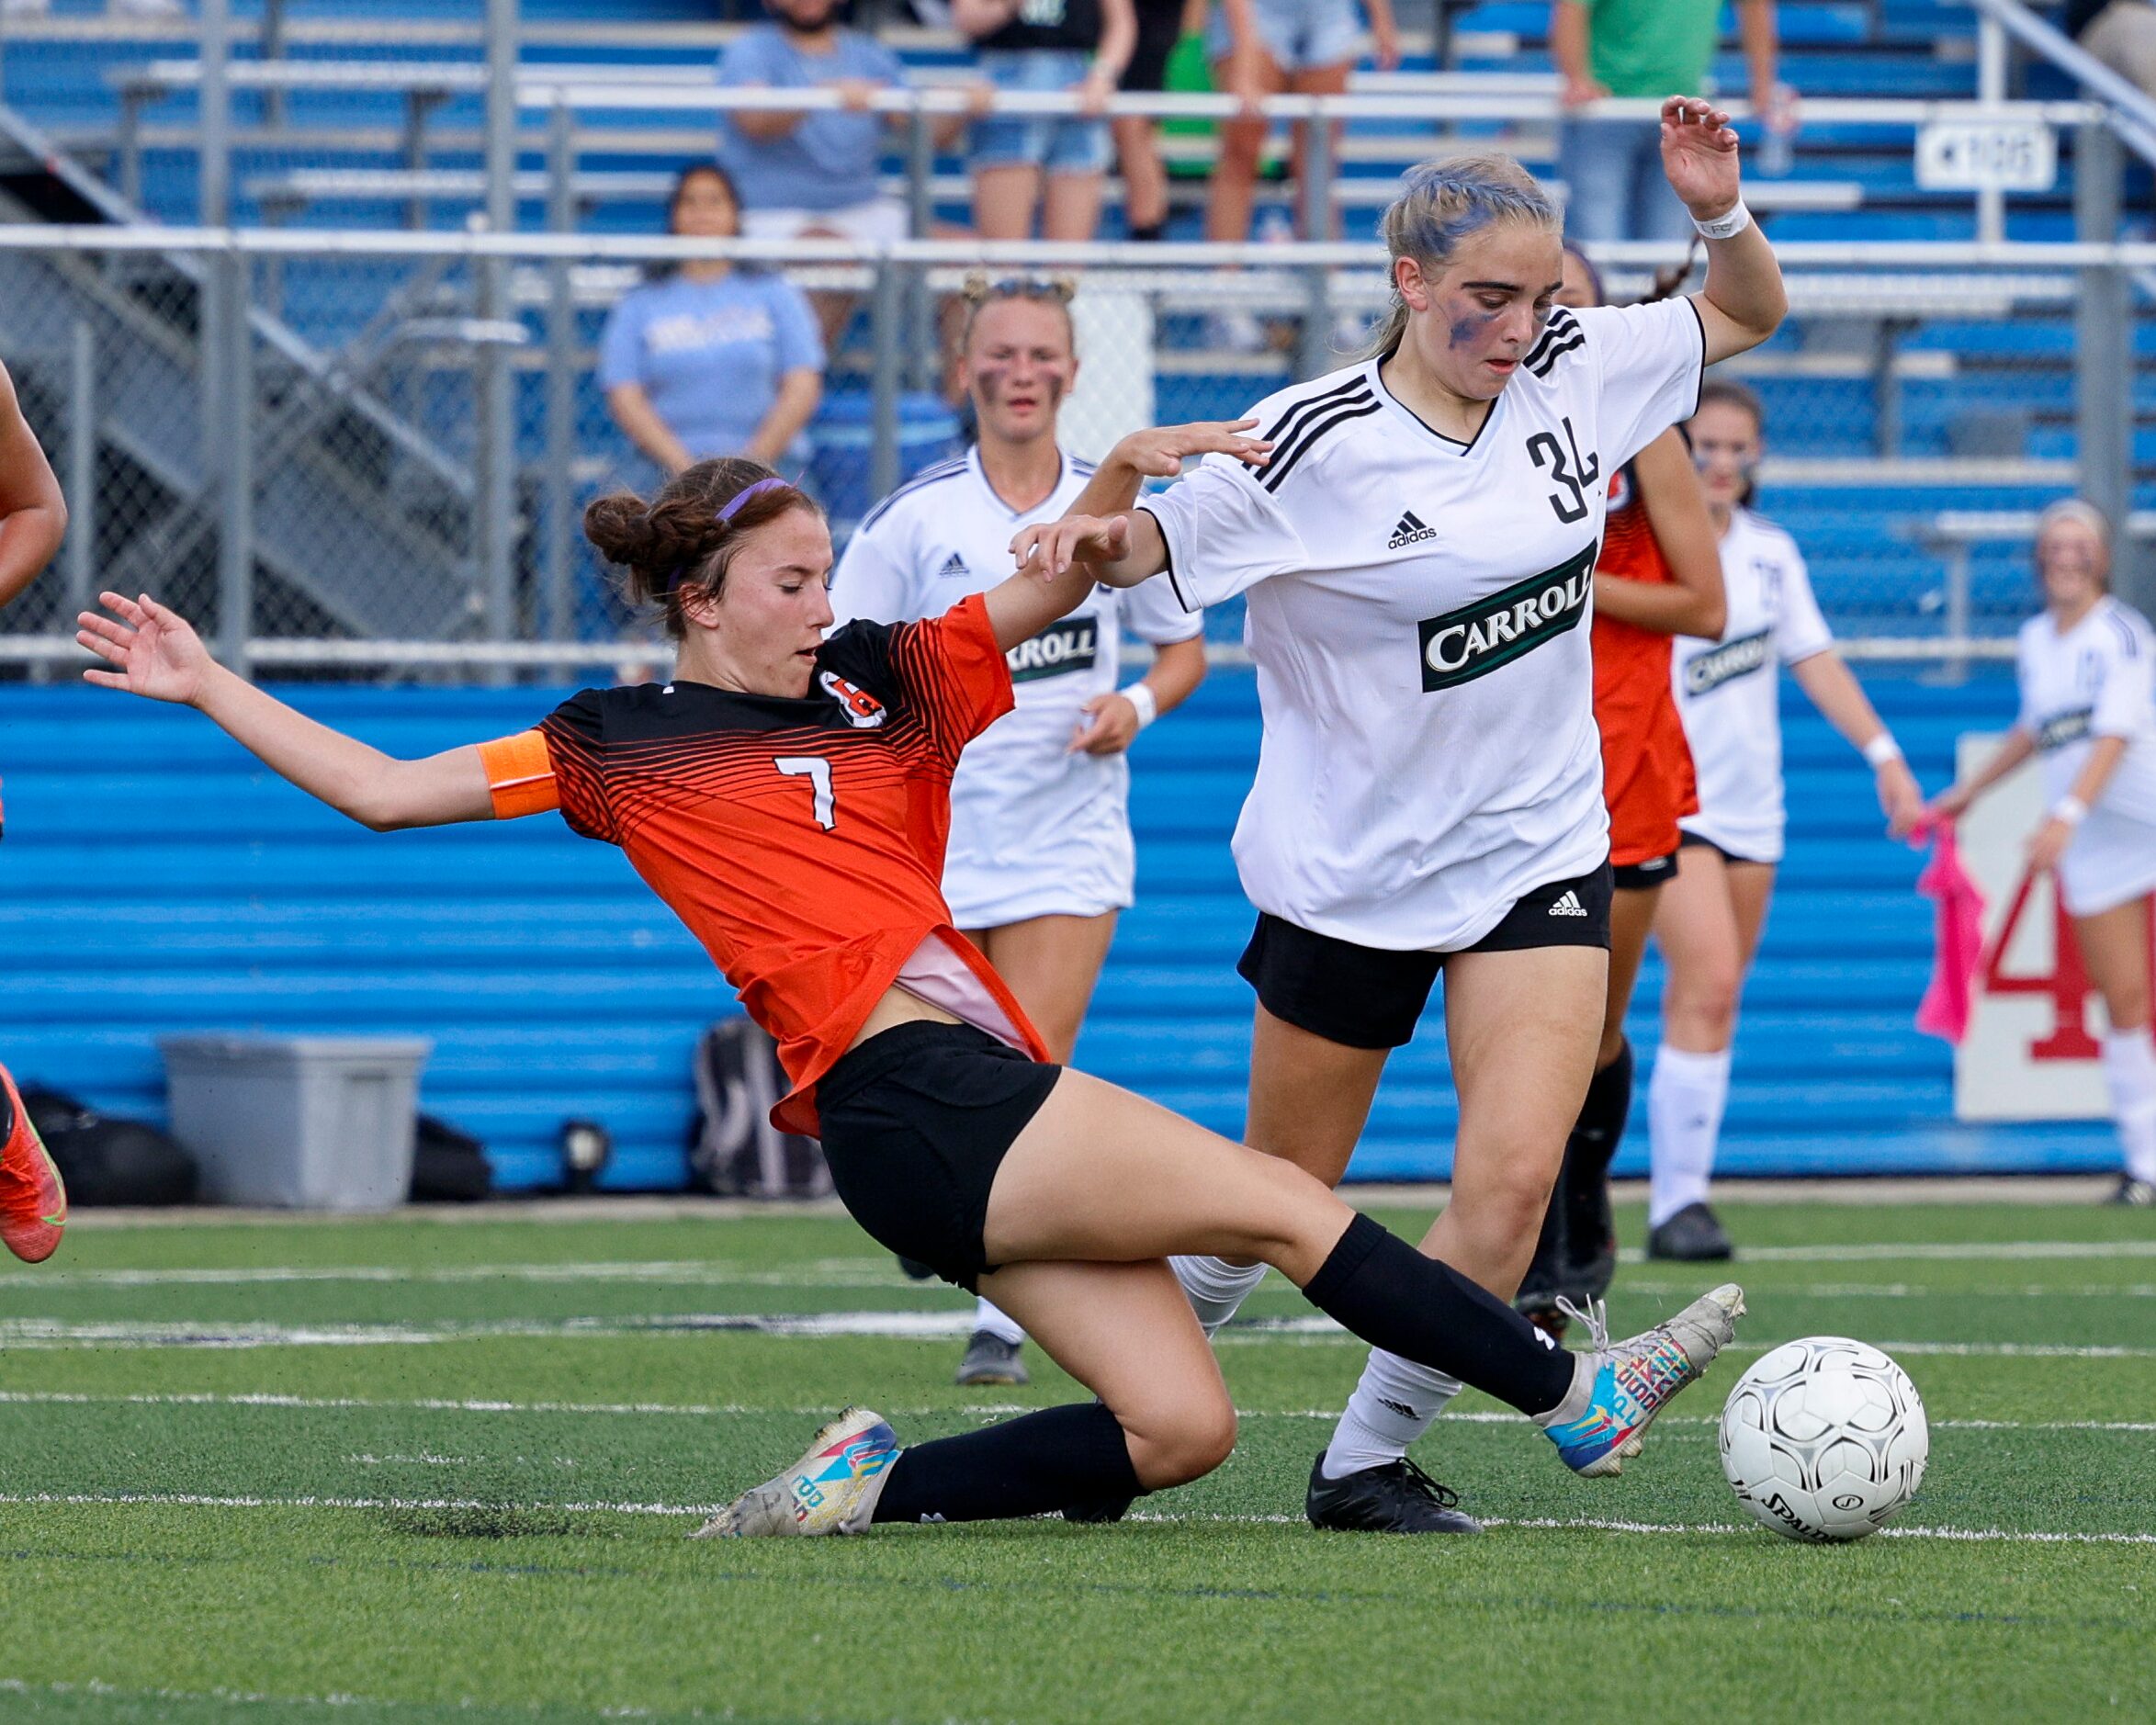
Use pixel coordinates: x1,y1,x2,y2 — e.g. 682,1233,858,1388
1416,542,1596,692
1681,628,1774,698
1547,890,1589,919
1387,510,1437,550
935,552,971,581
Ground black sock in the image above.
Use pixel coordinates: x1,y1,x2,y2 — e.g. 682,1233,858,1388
1302,1213,1575,1416
1562,1040,1633,1257
871,1401,1142,1525
1129,219,1168,242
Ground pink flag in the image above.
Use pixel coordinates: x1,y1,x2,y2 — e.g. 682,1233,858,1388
1914,822,1987,1044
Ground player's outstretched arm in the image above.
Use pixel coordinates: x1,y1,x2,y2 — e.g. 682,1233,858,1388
1662,96,1788,364
1790,648,1925,837
0,360,68,612
1591,427,1725,637
77,591,495,831
1926,726,2036,826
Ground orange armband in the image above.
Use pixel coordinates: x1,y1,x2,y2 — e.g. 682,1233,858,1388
477,730,559,819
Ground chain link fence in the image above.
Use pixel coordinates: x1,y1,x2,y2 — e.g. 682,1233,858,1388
0,228,2146,676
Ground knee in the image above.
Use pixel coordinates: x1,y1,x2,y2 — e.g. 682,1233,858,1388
1669,964,1742,1042
1129,1397,1237,1491
1448,1151,1560,1245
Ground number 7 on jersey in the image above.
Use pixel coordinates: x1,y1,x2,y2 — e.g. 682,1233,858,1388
774,756,837,830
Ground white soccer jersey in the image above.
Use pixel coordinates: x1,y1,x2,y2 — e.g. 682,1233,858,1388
830,444,1203,927
1139,298,1705,951
2017,596,2156,915
1670,507,1834,864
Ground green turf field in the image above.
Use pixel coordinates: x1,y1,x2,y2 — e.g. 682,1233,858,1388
0,1199,2150,1724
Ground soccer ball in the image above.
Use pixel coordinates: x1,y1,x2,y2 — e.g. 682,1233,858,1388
1718,1336,1929,1542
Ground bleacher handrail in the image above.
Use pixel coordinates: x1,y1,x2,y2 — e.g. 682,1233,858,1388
1970,0,2156,165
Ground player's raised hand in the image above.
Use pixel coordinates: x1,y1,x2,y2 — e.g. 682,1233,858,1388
1010,513,1132,582
76,591,215,705
1660,96,1742,218
1106,419,1270,480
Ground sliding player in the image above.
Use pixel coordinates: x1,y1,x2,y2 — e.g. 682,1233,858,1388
831,276,1206,1388
1649,378,1924,1260
1516,243,1725,1332
0,357,72,1263
1019,96,1784,1533
78,457,1744,1537
1925,500,2156,1206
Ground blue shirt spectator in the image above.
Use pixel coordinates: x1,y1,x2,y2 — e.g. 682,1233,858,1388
599,165,826,476
717,0,909,223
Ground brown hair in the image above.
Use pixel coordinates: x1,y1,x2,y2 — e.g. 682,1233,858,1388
582,457,819,638
957,272,1078,355
1694,377,1766,507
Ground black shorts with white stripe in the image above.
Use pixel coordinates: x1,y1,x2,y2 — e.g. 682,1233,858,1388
1236,862,1614,1049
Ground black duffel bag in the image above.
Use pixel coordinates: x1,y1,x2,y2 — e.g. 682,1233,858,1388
20,1087,198,1207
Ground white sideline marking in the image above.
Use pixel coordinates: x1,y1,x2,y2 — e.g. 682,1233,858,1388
2,1489,2149,1548
0,1310,2150,1358
1700,1241,2156,1263
1,1388,2150,1436
0,1257,895,1291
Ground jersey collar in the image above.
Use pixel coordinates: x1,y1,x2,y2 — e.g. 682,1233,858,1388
968,443,1073,519
1367,356,1504,459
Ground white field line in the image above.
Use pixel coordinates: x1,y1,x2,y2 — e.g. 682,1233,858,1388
1701,1240,2156,1262
0,1487,2150,1549
0,1309,2151,1357
2,1387,2151,1436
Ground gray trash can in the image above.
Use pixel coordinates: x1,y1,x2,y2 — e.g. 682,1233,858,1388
160,1035,433,1212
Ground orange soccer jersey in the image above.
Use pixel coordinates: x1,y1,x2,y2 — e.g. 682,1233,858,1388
1592,462,1699,868
477,593,1049,1137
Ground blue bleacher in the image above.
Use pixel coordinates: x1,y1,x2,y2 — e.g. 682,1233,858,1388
0,665,2116,1191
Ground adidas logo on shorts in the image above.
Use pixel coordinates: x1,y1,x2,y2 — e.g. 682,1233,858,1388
1548,890,1589,919
1387,510,1437,550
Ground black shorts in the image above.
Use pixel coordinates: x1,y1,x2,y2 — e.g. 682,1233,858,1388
1237,862,1615,1050
1677,830,1775,867
817,1020,1061,1293
1612,848,1680,892
1122,2,1184,91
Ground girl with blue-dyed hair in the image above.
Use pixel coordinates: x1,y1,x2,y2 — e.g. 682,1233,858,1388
1023,97,1790,1534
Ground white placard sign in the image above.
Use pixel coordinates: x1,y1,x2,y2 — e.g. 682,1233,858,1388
1953,732,2154,1120
1915,120,2057,193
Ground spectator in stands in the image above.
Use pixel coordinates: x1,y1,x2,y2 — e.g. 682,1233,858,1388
600,164,826,481
955,0,1138,240
1115,0,1202,241
1552,0,1792,245
2068,0,2156,99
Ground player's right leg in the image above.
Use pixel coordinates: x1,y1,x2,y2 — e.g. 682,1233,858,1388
2069,896,2156,1203
0,1060,66,1263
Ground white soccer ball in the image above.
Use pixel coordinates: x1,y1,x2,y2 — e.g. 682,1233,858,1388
1718,1336,1929,1542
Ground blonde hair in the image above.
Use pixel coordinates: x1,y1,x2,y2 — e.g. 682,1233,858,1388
957,272,1078,355
1363,153,1561,360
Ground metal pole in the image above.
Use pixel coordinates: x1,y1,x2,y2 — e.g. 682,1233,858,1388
1301,96,1335,241
1944,542,1970,685
905,107,937,393
476,0,522,674
1977,13,2006,245
199,0,231,228
2073,121,2139,605
262,0,289,130
214,248,254,680
64,320,96,624
543,97,577,645
870,259,903,503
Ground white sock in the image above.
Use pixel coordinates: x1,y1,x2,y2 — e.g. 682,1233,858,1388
1170,1255,1269,1336
1648,1043,1733,1227
2101,1029,2156,1183
971,1297,1025,1347
1320,1349,1463,1479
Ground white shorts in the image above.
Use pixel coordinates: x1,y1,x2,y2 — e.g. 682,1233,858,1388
739,198,909,248
943,790,1136,930
2059,806,2156,919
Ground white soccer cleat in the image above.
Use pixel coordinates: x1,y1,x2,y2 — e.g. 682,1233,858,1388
1537,1286,1746,1477
692,1407,900,1539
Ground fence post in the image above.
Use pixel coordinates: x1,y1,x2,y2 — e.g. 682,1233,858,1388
200,0,231,229
214,248,254,681
905,106,937,392
544,97,577,645
64,319,96,626
475,0,522,679
262,0,289,130
1976,11,2006,245
2073,120,2137,604
871,257,902,504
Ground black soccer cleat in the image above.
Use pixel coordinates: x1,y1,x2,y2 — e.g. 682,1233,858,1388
1646,1201,1734,1262
1304,1452,1482,1535
1061,1494,1135,1524
895,1255,935,1282
2107,1175,2156,1208
954,1329,1028,1386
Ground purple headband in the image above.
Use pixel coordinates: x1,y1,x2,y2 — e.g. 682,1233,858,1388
664,478,791,592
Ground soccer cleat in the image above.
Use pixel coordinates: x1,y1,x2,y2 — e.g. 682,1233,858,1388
1537,1284,1745,1477
955,1330,1028,1387
1061,1493,1135,1524
1646,1201,1734,1262
1306,1452,1483,1535
2107,1175,2156,1208
0,1064,66,1264
691,1407,898,1538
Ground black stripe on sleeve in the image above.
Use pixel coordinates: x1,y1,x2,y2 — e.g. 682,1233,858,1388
1260,398,1383,493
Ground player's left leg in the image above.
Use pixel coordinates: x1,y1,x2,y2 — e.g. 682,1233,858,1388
2070,895,2156,1202
0,1060,66,1263
1314,941,1605,1530
954,912,1123,1385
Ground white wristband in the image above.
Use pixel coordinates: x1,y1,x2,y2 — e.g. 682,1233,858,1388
1692,200,1753,241
1863,733,1903,768
1120,682,1158,729
2052,795,2089,827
